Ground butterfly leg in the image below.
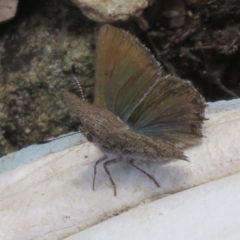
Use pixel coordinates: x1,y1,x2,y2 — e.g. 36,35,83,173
92,155,107,191
103,158,119,196
129,159,160,188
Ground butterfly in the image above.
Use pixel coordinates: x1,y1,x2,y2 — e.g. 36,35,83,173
63,24,206,196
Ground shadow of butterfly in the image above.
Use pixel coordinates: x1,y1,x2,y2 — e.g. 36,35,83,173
63,24,206,196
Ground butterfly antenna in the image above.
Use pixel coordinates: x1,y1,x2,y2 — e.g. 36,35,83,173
71,64,86,101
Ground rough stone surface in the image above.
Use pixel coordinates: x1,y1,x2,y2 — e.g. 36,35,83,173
71,0,149,22
0,0,18,22
0,0,96,157
0,0,239,158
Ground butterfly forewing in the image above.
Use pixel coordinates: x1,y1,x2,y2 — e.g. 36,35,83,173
94,25,164,123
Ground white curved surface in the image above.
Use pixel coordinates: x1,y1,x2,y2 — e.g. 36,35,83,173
0,99,239,239
67,172,240,240
0,133,85,173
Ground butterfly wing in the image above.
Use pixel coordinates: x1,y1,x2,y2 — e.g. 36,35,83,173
95,25,205,148
128,76,205,147
94,24,165,123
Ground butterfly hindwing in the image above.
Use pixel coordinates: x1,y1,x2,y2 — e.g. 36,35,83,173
128,76,205,147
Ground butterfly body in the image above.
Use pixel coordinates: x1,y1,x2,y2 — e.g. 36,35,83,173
63,91,187,162
63,25,205,195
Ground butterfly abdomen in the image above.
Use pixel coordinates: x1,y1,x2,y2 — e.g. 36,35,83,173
101,130,187,162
